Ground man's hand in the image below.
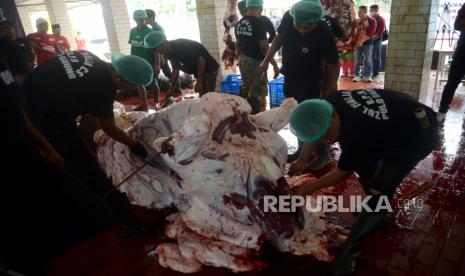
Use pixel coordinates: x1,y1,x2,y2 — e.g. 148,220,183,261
292,184,312,196
154,66,161,76
259,60,269,73
194,81,203,93
130,142,148,159
273,64,280,79
289,158,308,176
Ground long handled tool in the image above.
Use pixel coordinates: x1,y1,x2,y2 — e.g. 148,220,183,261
102,152,161,199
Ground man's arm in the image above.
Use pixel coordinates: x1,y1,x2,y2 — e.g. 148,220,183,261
260,33,283,71
455,4,465,32
99,117,135,146
289,143,315,175
295,168,353,195
366,16,377,37
23,111,65,170
64,37,71,51
153,51,161,75
170,61,180,85
263,16,277,43
195,56,206,92
322,61,340,97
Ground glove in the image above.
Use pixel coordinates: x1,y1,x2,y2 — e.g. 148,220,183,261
130,142,147,159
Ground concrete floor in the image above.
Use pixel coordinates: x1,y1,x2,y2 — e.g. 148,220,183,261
50,74,465,276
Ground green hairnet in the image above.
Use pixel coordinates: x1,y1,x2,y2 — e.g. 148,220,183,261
133,9,148,20
290,0,324,24
290,99,334,143
246,0,263,8
144,31,166,49
0,9,5,22
111,52,153,86
237,0,247,11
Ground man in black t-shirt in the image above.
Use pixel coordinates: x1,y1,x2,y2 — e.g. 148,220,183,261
0,53,113,275
144,31,219,97
289,89,438,274
22,51,154,232
260,0,340,169
237,0,277,43
235,0,279,114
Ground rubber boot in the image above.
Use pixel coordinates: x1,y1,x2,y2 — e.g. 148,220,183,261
307,144,331,171
331,210,385,275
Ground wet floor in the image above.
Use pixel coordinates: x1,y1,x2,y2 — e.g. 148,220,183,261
51,75,465,275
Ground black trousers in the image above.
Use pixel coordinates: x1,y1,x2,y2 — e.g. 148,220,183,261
358,118,438,203
284,74,327,160
439,39,465,113
0,150,112,273
42,125,138,226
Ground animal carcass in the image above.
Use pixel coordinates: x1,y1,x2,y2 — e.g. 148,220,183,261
95,93,342,273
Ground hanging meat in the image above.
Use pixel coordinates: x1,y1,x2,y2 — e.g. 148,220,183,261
221,0,239,70
95,93,345,273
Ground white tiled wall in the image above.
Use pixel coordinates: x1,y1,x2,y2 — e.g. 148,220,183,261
385,0,440,102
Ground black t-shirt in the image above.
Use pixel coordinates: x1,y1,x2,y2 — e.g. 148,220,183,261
326,89,436,174
165,39,219,76
261,15,276,43
0,38,28,75
322,16,345,39
235,16,267,60
16,38,34,63
23,51,116,133
277,11,338,77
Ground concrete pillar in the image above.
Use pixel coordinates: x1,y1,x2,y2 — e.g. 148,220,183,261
44,0,75,49
196,0,230,91
16,6,35,35
100,0,131,55
384,0,440,102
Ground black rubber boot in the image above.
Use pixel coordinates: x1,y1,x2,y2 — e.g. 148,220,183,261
331,210,386,275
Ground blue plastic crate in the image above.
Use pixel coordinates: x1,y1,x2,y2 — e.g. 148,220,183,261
268,76,285,108
221,74,242,96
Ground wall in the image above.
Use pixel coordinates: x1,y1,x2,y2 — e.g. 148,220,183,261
384,0,440,102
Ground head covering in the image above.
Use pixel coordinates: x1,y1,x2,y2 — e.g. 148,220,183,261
144,31,167,49
133,9,148,20
289,99,334,143
36,18,47,26
111,52,153,86
290,0,324,24
237,0,247,11
246,0,263,9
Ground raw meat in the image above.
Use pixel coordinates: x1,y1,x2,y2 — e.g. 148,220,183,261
322,0,357,37
95,93,343,273
221,0,239,70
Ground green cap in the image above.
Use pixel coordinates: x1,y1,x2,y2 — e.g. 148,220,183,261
289,99,334,143
133,9,148,20
246,0,263,8
237,0,247,11
144,31,166,49
290,0,324,24
111,52,153,86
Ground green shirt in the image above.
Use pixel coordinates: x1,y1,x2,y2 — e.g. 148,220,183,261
129,25,153,65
